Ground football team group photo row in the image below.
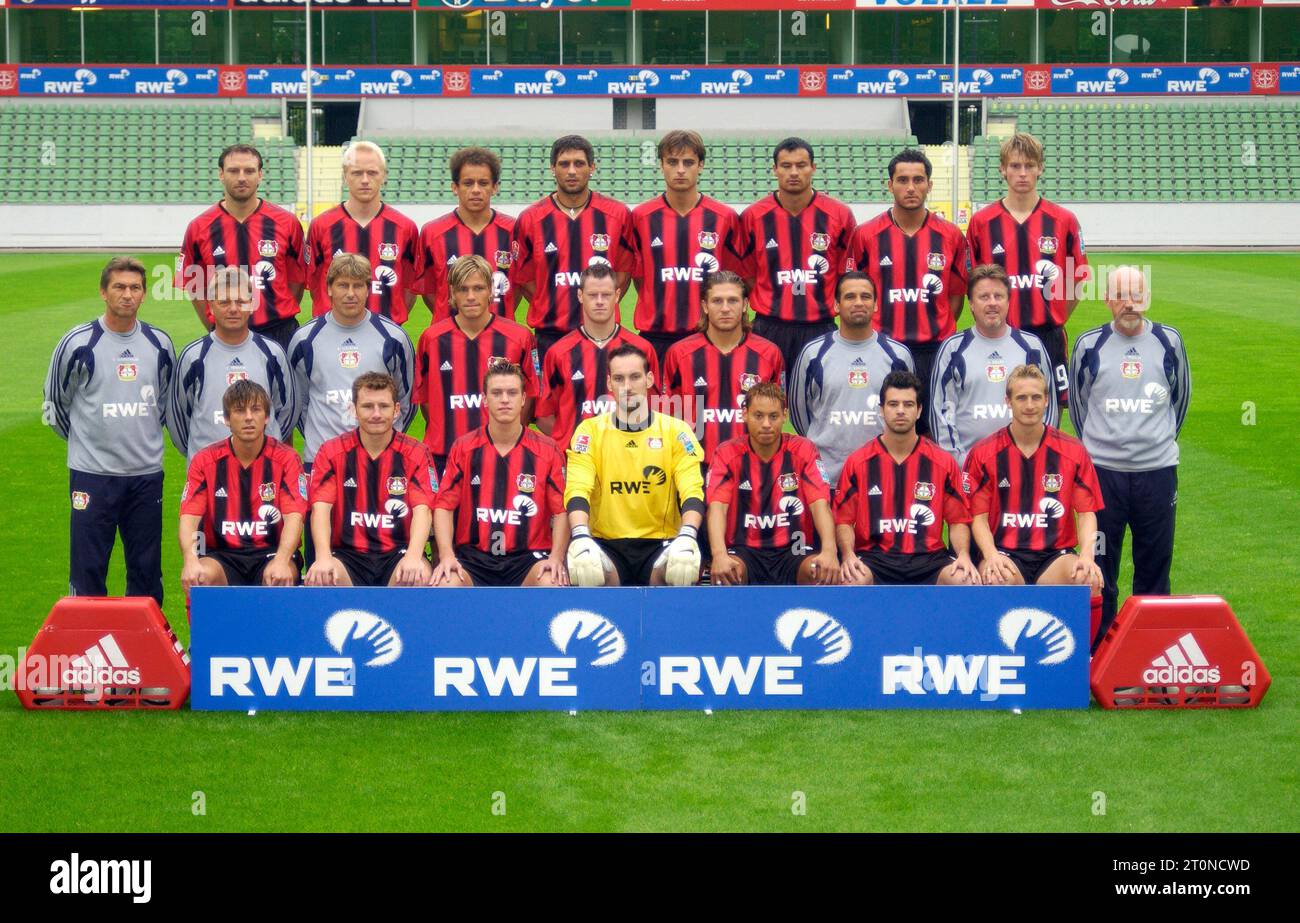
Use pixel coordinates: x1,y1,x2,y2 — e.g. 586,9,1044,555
47,129,1189,650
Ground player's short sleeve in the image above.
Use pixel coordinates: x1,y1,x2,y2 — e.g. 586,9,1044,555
275,451,310,518
509,211,535,286
521,330,541,398
563,420,599,506
177,222,201,295
285,217,307,285
309,451,339,505
543,445,566,516
670,422,705,505
966,213,985,264
536,348,562,418
735,207,759,278
941,457,972,525
412,330,431,406
833,458,861,525
433,442,464,511
797,441,831,504
179,456,209,518
661,344,683,395
614,205,637,274
949,231,970,299
706,448,738,507
401,227,419,295
1068,213,1089,282
1071,450,1103,514
962,448,994,517
844,224,867,273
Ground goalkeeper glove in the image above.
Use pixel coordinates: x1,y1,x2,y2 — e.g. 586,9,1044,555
566,526,608,587
662,524,701,587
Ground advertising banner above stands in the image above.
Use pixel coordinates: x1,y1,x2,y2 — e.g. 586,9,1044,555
1,62,1293,97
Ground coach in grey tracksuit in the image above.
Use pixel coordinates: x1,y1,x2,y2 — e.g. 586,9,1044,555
1070,266,1190,646
789,271,913,487
45,257,175,604
930,264,1058,465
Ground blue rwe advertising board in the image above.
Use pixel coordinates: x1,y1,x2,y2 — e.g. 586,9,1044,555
190,586,1089,712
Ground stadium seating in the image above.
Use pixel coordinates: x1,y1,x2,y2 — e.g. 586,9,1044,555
0,104,297,205
975,100,1300,203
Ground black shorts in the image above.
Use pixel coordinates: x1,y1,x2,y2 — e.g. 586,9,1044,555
206,549,302,587
858,549,954,585
596,537,670,587
1001,547,1073,584
727,545,807,586
252,316,300,355
1022,322,1069,406
455,544,548,587
333,548,408,587
904,340,942,437
752,315,836,378
430,454,448,484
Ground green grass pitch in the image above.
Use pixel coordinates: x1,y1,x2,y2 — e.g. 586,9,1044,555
0,251,1294,832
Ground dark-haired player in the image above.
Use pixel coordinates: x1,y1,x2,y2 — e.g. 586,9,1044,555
415,146,517,321
737,137,856,375
511,134,636,362
431,362,568,587
707,383,839,586
306,372,435,587
179,380,306,589
847,148,969,436
836,370,978,586
964,364,1103,590
630,130,745,365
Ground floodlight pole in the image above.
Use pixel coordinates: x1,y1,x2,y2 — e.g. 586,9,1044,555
951,0,961,225
305,0,315,222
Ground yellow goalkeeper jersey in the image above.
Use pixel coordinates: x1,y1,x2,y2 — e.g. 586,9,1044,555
564,411,705,540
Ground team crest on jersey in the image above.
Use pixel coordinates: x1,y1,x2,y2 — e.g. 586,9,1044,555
778,473,799,493
927,252,946,271
387,476,408,496
516,473,536,493
647,437,663,450
1121,359,1142,379
116,362,138,382
339,350,360,369
1037,236,1058,256
589,233,611,252
574,434,591,454
257,239,279,259
71,491,90,511
227,366,249,386
378,242,399,263
255,482,275,503
494,250,512,269
739,372,761,393
913,481,936,502
298,473,309,500
1042,473,1063,493
847,369,869,389
986,363,1006,383
697,231,718,250
809,233,830,252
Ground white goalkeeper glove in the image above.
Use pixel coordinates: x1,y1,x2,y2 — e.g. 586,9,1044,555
566,526,608,587
662,524,701,587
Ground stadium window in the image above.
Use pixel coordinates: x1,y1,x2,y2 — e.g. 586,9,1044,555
488,11,560,66
1111,9,1183,64
562,11,629,65
707,11,779,65
234,11,323,66
639,11,706,66
158,11,231,65
324,12,412,66
83,10,156,65
854,11,945,66
1185,8,1252,64
781,10,853,65
8,10,82,65
959,9,1033,65
419,11,486,66
1038,10,1110,65
1262,8,1300,60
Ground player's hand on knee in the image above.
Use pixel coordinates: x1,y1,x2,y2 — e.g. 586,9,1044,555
392,552,428,586
710,553,742,586
262,556,296,587
949,556,980,585
305,557,336,587
566,529,607,587
1073,556,1103,593
180,559,205,592
841,555,871,585
811,550,840,586
663,530,701,587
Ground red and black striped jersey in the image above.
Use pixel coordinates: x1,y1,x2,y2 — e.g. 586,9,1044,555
737,191,856,324
660,331,785,463
707,434,829,550
435,426,566,553
412,315,541,457
510,191,636,332
536,326,660,450
306,203,421,324
963,424,1102,552
835,435,971,554
630,194,744,335
414,209,517,321
180,436,308,553
309,429,436,555
966,198,1089,328
847,209,970,345
177,199,306,327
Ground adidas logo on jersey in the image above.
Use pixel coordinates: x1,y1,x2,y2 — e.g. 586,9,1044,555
1143,633,1220,684
694,376,708,387
333,248,345,258
544,242,558,253
471,475,481,485
879,256,892,267
766,239,779,249
344,477,357,488
341,338,356,348
738,480,752,490
625,439,637,449
868,485,882,496
215,487,227,498
212,246,226,257
651,237,663,247
440,361,453,371
572,369,585,381
999,477,1011,488
988,351,1003,361
992,244,1005,255
850,357,865,366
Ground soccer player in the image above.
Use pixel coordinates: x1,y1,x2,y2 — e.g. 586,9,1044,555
630,130,745,365
535,263,659,451
929,264,1057,466
179,380,306,589
1069,266,1190,643
511,135,636,363
707,383,839,586
305,372,435,587
660,270,784,465
413,255,540,477
965,365,1104,591
847,148,969,436
415,147,517,322
171,266,295,463
966,132,1088,408
835,371,978,586
737,137,856,375
45,256,175,604
178,143,306,352
430,362,568,588
564,344,705,587
288,254,415,471
788,272,914,488
306,141,421,324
